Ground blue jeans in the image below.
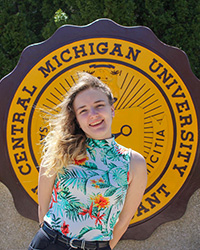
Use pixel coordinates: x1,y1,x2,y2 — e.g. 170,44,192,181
28,228,111,250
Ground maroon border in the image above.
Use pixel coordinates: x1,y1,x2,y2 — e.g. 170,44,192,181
0,19,199,239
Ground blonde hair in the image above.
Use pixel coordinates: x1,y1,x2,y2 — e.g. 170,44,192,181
41,72,114,176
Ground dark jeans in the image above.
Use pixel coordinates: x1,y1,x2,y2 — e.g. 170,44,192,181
28,228,111,250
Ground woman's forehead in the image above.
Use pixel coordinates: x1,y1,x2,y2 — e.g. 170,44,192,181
73,88,109,107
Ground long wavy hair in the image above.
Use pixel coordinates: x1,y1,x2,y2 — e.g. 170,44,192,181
41,72,114,176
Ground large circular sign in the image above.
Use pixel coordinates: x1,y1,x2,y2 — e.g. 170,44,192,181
1,19,199,239
6,38,198,225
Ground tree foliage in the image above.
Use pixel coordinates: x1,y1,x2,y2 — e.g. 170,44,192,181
0,0,199,79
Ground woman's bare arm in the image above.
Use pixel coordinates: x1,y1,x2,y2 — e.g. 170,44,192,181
109,150,147,249
38,165,56,224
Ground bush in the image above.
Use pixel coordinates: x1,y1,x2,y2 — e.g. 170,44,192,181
0,0,199,79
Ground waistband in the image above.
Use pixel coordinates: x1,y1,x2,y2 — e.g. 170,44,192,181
42,221,110,249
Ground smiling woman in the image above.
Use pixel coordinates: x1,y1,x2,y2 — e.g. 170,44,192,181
28,72,147,250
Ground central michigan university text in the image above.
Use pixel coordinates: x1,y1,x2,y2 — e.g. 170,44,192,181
38,42,142,78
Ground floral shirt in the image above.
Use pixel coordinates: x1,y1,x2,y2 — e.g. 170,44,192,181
44,137,131,241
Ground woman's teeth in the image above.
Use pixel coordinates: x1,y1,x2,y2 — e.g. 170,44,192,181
90,120,103,126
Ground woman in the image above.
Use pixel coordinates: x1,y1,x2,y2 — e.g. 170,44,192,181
28,73,147,250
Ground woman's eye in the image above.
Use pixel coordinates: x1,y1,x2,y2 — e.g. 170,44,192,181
79,109,87,114
97,104,104,108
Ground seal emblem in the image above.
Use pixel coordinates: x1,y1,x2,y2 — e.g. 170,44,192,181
1,19,199,239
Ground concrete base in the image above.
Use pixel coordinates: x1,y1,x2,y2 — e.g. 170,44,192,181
0,182,199,250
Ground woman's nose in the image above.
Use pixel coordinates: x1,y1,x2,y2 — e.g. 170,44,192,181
89,107,98,117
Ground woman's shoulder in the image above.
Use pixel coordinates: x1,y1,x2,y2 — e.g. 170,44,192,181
129,149,147,173
130,149,145,161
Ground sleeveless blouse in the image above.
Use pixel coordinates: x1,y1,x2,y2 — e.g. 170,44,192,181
44,137,131,241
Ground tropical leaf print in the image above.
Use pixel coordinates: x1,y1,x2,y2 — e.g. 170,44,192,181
100,151,108,165
123,153,130,161
104,186,118,197
99,145,121,164
109,210,120,229
64,205,83,222
106,147,121,161
114,186,127,207
60,168,97,194
87,146,96,161
110,167,128,187
78,226,94,239
98,171,110,188
102,205,113,224
78,225,102,239
78,223,112,240
83,161,98,169
87,138,110,149
60,189,85,222
51,213,62,229
51,179,85,222
108,162,118,170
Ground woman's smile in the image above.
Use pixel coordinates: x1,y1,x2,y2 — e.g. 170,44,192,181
89,119,104,127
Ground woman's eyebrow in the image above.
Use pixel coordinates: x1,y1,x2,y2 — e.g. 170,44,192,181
76,105,86,111
94,100,106,104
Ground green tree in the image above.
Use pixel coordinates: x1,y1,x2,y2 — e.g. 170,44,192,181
135,0,200,77
0,0,199,79
0,0,44,77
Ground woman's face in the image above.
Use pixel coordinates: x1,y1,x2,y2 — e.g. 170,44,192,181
73,88,114,140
